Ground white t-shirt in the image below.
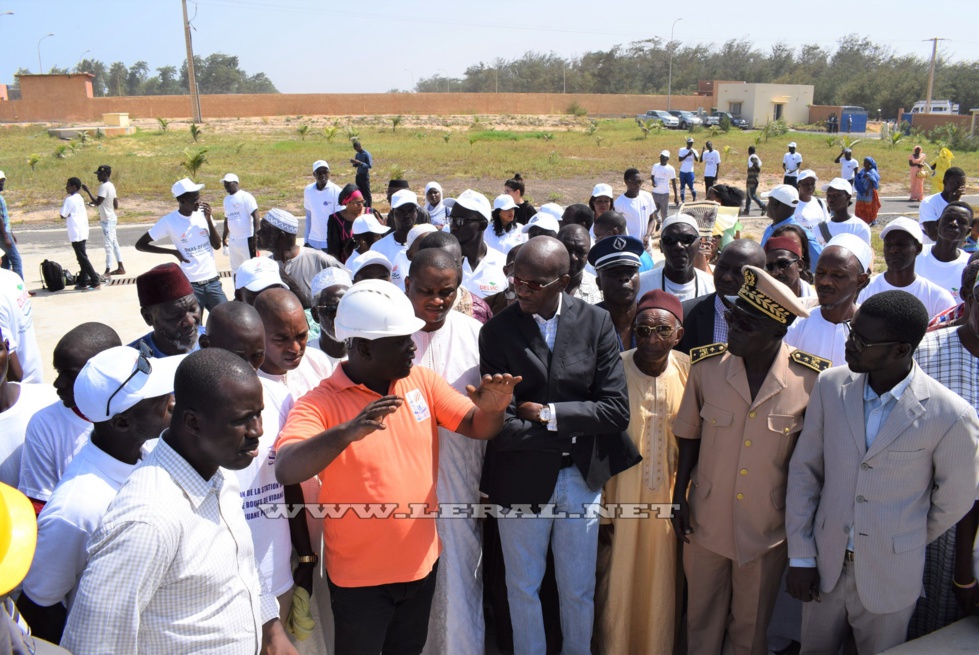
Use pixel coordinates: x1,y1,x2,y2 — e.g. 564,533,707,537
858,274,956,319
793,198,829,231
223,190,259,239
702,150,721,177
918,193,948,246
462,247,508,299
391,250,410,292
370,233,407,288
637,267,715,302
0,383,59,488
783,152,803,177
303,181,341,246
915,249,971,303
815,218,872,246
678,148,699,174
651,164,676,195
21,441,147,608
148,209,219,283
784,308,848,368
18,401,92,502
747,154,763,169
61,193,89,243
839,158,860,181
0,269,43,384
96,182,117,223
483,224,527,255
614,191,656,239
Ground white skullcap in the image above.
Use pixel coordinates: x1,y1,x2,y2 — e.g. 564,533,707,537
311,267,352,298
263,208,299,234
825,233,873,272
406,224,438,249
660,213,700,233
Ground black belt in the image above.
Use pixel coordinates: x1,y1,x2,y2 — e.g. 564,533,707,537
560,454,574,469
844,550,855,562
191,277,219,285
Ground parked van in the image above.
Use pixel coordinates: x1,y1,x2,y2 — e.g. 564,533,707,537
910,100,960,115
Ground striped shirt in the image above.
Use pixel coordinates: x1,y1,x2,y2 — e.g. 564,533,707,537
62,438,277,654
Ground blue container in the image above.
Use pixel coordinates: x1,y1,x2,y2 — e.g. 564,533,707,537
840,109,868,133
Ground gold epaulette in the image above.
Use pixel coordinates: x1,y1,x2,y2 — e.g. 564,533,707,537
791,350,832,372
690,343,727,364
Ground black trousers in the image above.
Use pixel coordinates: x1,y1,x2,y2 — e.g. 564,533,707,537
703,176,717,193
71,240,100,287
782,175,798,188
355,174,373,208
328,560,438,655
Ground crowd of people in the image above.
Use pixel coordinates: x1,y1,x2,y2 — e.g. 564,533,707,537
0,144,977,655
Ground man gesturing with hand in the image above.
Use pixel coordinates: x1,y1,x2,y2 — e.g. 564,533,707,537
275,279,520,655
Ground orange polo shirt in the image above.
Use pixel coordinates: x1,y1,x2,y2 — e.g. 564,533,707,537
277,363,474,587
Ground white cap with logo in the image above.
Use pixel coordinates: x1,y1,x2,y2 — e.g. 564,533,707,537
74,346,182,423
171,178,205,198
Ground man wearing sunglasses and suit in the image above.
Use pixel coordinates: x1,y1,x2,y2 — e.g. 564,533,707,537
638,214,715,302
478,235,640,655
670,265,828,655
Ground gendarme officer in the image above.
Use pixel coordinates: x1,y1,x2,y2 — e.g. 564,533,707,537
670,265,829,655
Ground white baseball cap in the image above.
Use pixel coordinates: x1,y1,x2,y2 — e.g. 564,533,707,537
390,189,419,210
171,177,204,198
454,189,492,221
352,213,389,236
493,194,519,212
788,142,798,148
762,184,800,207
347,251,393,277
538,203,564,221
74,346,182,423
406,224,438,249
821,178,853,195
220,173,239,183
235,257,285,292
311,267,353,297
335,279,425,340
591,183,613,199
660,150,670,158
879,216,923,245
797,169,817,182
521,212,561,234
0,171,6,180
312,160,330,172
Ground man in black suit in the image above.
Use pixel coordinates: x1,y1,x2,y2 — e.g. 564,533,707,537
676,239,766,354
479,236,637,655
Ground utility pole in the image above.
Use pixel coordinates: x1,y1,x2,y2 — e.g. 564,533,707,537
182,0,202,123
667,18,682,111
923,37,947,115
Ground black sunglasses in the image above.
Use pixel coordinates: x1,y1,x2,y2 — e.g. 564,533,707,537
661,234,698,247
765,257,800,272
106,342,153,417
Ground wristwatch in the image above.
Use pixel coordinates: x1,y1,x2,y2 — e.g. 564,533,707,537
298,554,318,565
538,406,551,425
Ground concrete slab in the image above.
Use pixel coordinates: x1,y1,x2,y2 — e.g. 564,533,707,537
16,237,236,384
882,616,979,654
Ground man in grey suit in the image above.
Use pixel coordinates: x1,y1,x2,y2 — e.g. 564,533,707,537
786,290,979,654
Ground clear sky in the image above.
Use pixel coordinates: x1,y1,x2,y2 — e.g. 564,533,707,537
1,0,976,94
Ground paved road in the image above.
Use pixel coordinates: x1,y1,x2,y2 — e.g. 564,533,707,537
12,195,979,253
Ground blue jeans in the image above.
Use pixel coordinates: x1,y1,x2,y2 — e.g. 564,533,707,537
190,277,228,311
497,466,601,655
0,235,23,280
679,171,696,200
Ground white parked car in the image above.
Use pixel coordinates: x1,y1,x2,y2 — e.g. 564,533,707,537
635,110,680,129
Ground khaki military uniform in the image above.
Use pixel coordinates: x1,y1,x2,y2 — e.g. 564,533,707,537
673,341,827,655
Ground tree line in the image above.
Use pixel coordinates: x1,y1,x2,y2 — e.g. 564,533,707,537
414,35,979,119
13,53,277,96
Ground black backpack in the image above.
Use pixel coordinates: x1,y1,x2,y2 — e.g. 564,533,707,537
40,259,74,291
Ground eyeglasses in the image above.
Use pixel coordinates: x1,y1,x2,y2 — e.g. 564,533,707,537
635,324,676,340
765,257,800,272
661,234,698,247
843,320,902,352
509,275,563,293
106,343,153,417
450,215,482,228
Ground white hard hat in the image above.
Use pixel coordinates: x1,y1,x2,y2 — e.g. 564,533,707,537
335,279,425,340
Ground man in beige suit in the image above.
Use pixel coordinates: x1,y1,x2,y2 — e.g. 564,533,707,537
786,290,979,654
672,266,829,655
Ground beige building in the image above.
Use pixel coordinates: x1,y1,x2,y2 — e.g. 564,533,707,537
715,83,814,128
